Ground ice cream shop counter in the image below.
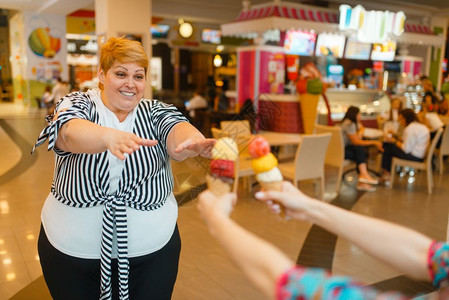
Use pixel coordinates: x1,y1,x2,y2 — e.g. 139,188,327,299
258,94,302,133
258,89,389,133
258,93,321,134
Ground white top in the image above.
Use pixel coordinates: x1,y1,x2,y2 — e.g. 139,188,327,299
425,112,444,132
186,95,208,117
41,96,178,259
401,122,430,159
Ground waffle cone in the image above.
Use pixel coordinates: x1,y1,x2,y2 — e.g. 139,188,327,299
259,180,286,218
259,181,283,191
206,174,233,197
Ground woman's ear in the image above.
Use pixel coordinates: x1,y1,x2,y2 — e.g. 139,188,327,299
98,68,105,84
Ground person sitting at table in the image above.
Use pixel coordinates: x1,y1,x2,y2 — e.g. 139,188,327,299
421,78,439,113
438,98,449,116
381,109,430,184
378,96,403,137
339,106,384,191
214,86,229,112
196,183,449,299
185,90,209,119
418,101,444,148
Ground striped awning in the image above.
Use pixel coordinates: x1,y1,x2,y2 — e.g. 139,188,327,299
236,5,338,24
222,3,340,38
221,2,444,46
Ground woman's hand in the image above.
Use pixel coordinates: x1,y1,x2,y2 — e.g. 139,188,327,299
174,138,216,158
197,191,237,226
373,140,384,152
255,181,315,221
103,128,158,160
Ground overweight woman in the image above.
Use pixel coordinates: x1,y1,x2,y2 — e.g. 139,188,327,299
33,37,215,300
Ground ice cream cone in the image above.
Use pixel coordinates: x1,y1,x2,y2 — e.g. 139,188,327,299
259,180,283,192
206,174,233,197
259,180,286,217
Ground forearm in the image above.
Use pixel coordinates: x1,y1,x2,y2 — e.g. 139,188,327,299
208,213,294,298
167,122,205,160
56,119,108,153
305,200,432,280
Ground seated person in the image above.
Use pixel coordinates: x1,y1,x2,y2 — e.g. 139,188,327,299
197,183,449,299
421,78,439,113
213,86,229,112
418,101,444,148
381,109,430,183
185,90,208,118
438,98,449,116
379,96,403,137
339,106,383,191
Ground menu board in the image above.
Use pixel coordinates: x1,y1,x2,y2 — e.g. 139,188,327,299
370,41,397,61
202,29,221,44
315,33,345,58
344,37,371,60
284,30,316,56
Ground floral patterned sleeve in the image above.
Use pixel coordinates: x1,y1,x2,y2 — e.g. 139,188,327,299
276,266,408,300
428,241,449,289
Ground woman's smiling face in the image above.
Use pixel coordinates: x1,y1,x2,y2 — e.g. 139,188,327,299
99,61,146,120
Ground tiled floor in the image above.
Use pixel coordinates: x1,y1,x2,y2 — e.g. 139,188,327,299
0,103,448,299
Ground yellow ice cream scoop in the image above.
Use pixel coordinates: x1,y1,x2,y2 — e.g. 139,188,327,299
211,137,239,161
251,152,278,174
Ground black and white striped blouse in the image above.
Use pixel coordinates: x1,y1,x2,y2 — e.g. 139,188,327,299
33,89,187,300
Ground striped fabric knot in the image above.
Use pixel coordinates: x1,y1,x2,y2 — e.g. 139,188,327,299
31,119,57,154
100,196,129,300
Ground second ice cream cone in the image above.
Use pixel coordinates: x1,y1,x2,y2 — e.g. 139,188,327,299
259,181,283,191
259,180,286,218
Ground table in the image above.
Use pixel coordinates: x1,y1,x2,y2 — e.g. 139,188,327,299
363,127,384,139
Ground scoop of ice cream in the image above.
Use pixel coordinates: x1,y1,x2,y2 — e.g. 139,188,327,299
210,159,235,178
256,167,283,182
248,136,270,158
251,152,278,174
211,137,238,161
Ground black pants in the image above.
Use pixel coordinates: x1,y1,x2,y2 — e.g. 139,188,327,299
381,142,423,172
345,145,368,173
38,224,181,300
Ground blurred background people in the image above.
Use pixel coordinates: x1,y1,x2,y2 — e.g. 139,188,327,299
41,85,54,114
339,106,383,191
421,77,439,113
51,77,69,109
378,96,403,137
185,90,208,118
418,101,444,146
381,109,430,183
213,86,229,112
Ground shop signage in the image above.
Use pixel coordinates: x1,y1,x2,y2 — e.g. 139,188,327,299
339,4,406,44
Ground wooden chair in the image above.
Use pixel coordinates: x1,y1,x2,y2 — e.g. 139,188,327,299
278,133,331,200
390,127,443,194
436,125,449,174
